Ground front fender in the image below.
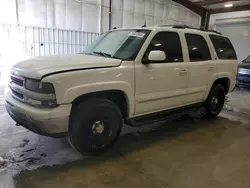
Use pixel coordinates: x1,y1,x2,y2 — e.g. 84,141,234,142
63,81,135,116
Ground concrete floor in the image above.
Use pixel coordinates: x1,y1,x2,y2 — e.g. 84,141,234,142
1,86,250,188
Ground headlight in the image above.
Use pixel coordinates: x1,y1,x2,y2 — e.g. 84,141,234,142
238,68,248,74
24,79,57,108
25,79,55,94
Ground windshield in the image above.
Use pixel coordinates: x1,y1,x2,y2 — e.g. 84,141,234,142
244,54,250,63
82,29,151,60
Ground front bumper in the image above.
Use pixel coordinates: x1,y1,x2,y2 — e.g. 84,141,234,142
5,89,72,137
237,74,250,88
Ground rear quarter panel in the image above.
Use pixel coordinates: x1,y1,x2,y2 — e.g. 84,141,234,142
205,59,237,99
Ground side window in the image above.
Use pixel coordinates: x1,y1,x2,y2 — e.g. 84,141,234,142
209,35,237,60
185,34,211,62
145,32,183,63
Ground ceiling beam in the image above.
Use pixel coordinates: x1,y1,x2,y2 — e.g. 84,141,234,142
211,4,250,14
195,0,240,6
172,0,205,16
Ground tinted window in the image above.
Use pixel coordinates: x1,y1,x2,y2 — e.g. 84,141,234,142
145,32,183,62
185,34,211,62
209,35,237,60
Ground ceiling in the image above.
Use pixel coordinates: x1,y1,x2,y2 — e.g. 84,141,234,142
189,0,250,10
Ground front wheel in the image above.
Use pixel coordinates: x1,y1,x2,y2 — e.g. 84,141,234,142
68,98,123,154
201,84,226,118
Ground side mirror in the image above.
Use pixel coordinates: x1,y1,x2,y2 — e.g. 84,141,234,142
143,50,167,64
148,50,167,62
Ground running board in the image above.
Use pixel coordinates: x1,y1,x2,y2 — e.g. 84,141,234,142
126,103,203,127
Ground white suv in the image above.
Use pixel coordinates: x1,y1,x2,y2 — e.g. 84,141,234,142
5,25,238,153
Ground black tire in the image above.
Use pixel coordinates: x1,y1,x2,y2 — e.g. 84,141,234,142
68,98,123,154
201,84,226,118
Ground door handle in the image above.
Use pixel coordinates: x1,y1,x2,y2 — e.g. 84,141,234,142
208,66,214,72
148,69,156,72
179,69,188,76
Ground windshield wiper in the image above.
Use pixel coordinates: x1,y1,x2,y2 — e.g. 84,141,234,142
93,51,112,58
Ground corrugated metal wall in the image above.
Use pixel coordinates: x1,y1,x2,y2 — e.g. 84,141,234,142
0,0,201,33
111,0,201,30
0,23,99,56
0,23,99,80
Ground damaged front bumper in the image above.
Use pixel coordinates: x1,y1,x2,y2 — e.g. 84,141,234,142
5,89,71,138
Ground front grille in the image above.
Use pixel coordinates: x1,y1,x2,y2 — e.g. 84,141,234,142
11,90,24,99
11,76,24,86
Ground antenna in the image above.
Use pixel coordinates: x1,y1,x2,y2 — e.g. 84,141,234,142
142,21,147,28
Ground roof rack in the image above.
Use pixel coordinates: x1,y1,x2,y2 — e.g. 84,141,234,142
159,25,222,35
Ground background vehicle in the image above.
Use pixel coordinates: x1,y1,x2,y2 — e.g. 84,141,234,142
237,54,250,88
5,25,238,153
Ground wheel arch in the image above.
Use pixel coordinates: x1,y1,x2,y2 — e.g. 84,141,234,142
71,90,131,120
212,77,230,94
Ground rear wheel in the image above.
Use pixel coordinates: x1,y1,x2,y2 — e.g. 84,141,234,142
201,84,226,118
68,98,123,154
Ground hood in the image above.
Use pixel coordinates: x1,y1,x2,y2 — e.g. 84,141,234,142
11,54,122,79
238,62,250,69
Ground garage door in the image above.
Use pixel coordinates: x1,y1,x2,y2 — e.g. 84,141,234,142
216,20,250,62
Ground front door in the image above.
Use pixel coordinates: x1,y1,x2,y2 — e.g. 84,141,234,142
134,31,188,116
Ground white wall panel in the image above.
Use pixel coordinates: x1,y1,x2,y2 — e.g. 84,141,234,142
0,0,17,24
169,4,179,21
134,0,145,14
210,10,250,30
163,3,170,19
123,0,135,12
54,0,66,29
145,15,154,26
66,0,82,30
155,0,164,4
154,2,164,19
112,0,123,10
47,0,55,28
134,13,145,27
122,11,134,28
102,0,110,7
101,6,109,32
84,0,99,5
112,0,200,29
186,9,192,25
82,3,98,32
0,0,201,33
112,10,123,28
179,7,186,23
145,0,154,16
154,18,162,25
19,0,47,27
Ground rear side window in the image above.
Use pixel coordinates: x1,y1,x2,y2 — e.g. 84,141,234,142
209,35,237,60
185,34,211,62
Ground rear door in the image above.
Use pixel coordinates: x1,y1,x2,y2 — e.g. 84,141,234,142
184,33,215,104
209,35,238,91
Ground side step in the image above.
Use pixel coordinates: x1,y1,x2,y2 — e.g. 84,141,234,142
126,103,203,127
